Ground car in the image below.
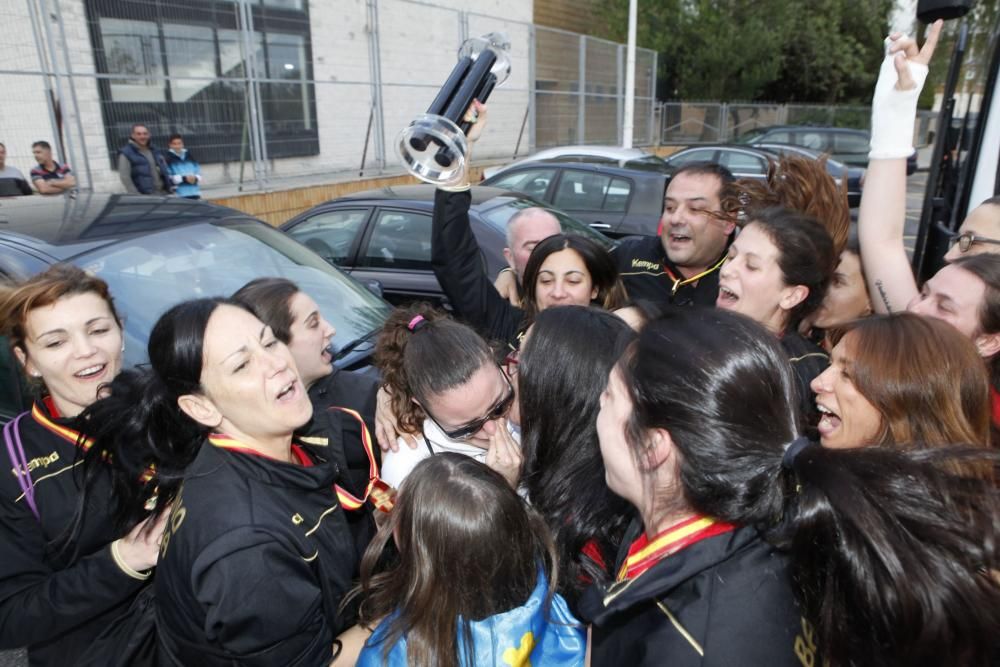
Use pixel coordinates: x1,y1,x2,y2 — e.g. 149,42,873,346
660,145,779,182
481,145,670,180
751,142,865,207
481,162,669,237
280,185,616,307
0,193,391,421
738,125,918,175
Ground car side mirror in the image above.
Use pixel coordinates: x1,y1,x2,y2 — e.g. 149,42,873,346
361,278,384,298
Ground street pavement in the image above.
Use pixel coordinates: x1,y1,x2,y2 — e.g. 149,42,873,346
0,169,934,667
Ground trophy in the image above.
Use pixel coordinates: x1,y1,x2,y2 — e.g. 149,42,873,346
396,32,511,184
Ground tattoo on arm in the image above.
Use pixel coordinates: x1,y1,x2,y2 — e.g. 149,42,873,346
874,279,893,312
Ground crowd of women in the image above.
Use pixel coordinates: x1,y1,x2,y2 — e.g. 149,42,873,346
0,20,998,667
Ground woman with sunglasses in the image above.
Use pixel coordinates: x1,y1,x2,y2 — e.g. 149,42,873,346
373,304,522,490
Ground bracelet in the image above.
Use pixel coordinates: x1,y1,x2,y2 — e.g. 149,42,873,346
110,539,153,581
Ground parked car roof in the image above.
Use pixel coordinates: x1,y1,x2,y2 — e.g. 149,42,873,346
483,145,668,179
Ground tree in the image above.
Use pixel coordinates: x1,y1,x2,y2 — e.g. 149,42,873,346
597,0,891,103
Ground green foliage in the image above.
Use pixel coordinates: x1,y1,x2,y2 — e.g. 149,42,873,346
596,0,892,103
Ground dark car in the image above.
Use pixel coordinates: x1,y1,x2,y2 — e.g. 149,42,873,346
752,142,865,207
739,125,917,175
281,185,615,307
0,193,391,421
481,162,668,237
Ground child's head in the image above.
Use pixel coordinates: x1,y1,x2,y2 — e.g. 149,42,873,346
357,454,556,667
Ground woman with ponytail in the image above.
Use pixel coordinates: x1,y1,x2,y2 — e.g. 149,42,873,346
0,264,166,667
80,298,360,665
373,304,522,490
581,307,999,666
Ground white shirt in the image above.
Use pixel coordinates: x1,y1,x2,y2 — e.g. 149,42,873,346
380,418,520,489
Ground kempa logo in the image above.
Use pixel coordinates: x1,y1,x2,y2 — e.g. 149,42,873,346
12,451,60,477
630,259,661,272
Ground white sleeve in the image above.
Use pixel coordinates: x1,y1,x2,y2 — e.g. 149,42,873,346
379,438,430,489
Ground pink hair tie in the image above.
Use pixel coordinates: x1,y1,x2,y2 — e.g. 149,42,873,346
407,315,426,332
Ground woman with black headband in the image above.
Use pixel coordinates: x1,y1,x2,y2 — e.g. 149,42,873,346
581,307,999,667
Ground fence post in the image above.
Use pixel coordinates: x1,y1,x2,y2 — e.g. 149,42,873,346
528,23,536,155
237,0,269,189
720,102,729,141
577,34,586,144
616,43,624,145
366,0,386,171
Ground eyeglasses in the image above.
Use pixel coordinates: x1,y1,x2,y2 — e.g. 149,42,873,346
953,231,1000,253
423,368,515,441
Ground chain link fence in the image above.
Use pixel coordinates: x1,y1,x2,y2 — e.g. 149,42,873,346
1,0,657,195
660,100,939,148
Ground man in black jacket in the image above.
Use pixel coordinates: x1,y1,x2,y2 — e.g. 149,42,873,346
613,162,736,306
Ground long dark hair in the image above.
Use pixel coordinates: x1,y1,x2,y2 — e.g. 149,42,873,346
354,454,557,667
232,277,299,344
518,306,635,608
746,207,836,330
373,304,494,435
520,235,627,318
76,298,249,532
617,308,999,666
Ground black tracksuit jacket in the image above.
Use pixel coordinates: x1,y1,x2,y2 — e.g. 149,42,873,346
431,188,526,351
612,235,726,307
154,440,358,667
0,403,147,666
580,521,811,667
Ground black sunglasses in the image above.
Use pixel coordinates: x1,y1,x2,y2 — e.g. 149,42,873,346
952,231,1000,253
424,368,515,441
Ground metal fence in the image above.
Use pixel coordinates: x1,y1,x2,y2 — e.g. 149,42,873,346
1,0,657,195
660,100,939,147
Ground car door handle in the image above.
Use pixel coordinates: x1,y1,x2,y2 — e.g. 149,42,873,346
590,223,612,230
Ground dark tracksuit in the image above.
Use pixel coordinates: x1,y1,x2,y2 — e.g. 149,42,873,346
0,403,148,667
612,235,726,307
431,188,526,351
155,440,358,666
581,521,810,667
303,367,379,498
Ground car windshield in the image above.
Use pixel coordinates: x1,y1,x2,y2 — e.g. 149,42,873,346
735,128,767,144
478,198,616,250
74,219,390,368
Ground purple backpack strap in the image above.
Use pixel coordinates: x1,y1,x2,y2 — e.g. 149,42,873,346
4,413,39,520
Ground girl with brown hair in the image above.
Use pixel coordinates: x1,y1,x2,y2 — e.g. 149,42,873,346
811,312,990,451
0,264,165,666
374,304,522,489
348,454,585,667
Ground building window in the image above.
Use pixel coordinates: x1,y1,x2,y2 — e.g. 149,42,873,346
86,0,317,164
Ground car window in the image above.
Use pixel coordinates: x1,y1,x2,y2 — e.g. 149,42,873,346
553,170,616,211
478,198,616,250
833,133,870,155
796,132,826,150
762,131,791,143
487,168,557,199
720,151,768,175
668,149,717,166
361,210,433,271
75,220,389,368
285,208,368,265
604,177,632,212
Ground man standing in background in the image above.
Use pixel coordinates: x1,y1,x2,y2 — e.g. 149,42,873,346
29,141,76,195
118,124,172,195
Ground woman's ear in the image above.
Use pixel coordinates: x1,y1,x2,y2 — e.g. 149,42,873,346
778,284,809,312
643,427,675,471
13,346,40,378
177,393,223,429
